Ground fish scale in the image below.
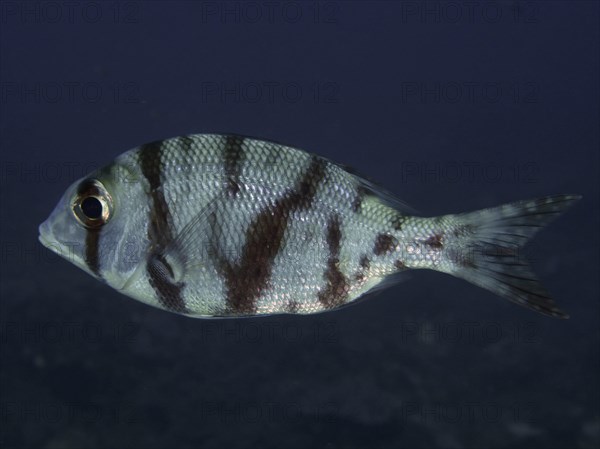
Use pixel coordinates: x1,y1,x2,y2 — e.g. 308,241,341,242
39,134,581,319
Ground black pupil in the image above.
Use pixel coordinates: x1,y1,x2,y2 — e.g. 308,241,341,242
81,197,103,220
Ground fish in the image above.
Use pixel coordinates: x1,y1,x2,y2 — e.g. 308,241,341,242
38,134,581,319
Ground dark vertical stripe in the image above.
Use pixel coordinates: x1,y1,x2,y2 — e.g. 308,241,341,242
295,156,327,207
147,253,187,313
391,215,406,231
318,214,348,309
216,155,327,314
139,141,174,248
422,233,444,249
84,229,101,277
394,260,406,270
223,136,244,197
373,233,398,256
76,179,104,278
359,255,370,269
353,255,371,282
286,300,300,313
352,185,368,213
139,140,188,313
180,135,195,154
264,144,282,168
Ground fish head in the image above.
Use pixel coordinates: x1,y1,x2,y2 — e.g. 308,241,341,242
38,153,151,291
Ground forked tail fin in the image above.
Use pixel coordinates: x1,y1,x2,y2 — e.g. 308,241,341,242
444,195,581,318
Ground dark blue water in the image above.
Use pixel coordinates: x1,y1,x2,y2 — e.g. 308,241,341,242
1,1,598,448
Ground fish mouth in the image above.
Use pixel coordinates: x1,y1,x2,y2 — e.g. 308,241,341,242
38,220,57,252
38,220,95,277
38,220,75,261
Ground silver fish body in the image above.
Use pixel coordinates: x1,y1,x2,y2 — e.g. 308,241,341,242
39,134,580,318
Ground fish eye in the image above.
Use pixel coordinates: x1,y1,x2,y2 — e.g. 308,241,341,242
72,179,113,229
81,196,103,219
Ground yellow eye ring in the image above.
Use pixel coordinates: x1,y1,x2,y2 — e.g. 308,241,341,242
72,179,113,229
